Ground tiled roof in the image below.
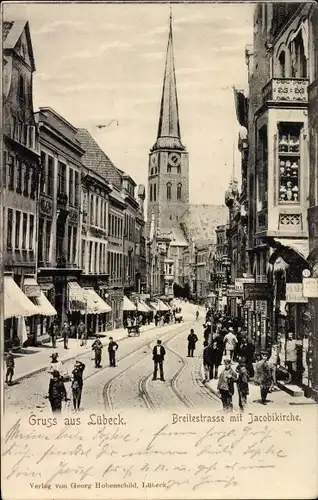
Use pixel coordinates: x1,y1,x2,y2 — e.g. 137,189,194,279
159,226,188,247
2,21,14,42
76,129,122,189
185,204,228,243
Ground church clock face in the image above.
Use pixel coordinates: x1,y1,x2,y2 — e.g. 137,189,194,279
168,152,181,167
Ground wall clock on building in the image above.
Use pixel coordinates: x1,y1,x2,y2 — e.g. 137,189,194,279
168,152,181,167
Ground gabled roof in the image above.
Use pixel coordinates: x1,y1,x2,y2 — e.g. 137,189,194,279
185,204,228,243
3,20,35,71
76,128,122,189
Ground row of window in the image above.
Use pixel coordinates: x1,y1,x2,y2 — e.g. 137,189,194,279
125,213,135,242
89,193,107,229
3,151,38,199
6,208,35,251
167,182,182,201
150,165,181,175
109,212,123,238
12,120,37,150
82,240,107,275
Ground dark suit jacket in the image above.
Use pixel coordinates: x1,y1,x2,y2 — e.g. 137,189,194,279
152,345,166,362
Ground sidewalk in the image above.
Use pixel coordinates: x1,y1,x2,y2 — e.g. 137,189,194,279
6,324,157,384
203,362,316,408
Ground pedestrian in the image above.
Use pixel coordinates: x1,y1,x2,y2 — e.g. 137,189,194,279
203,341,212,383
78,320,86,346
48,370,67,413
154,314,159,327
62,321,70,349
196,309,199,321
187,329,198,357
49,320,58,348
236,357,249,412
70,322,77,339
223,327,238,361
152,339,166,381
210,332,223,379
108,336,119,367
255,350,274,405
71,360,85,411
285,332,298,383
217,359,237,412
47,352,64,378
92,335,103,368
5,349,15,385
203,323,211,344
238,336,255,378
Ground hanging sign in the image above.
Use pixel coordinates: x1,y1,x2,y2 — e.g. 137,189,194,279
243,283,271,300
303,278,318,298
286,283,308,303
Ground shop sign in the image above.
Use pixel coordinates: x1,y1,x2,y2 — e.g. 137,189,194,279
227,286,243,298
286,283,308,303
235,277,255,292
256,300,267,314
24,284,41,298
243,283,271,301
303,278,318,298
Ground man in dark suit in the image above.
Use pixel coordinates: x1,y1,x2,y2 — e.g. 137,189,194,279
152,340,166,381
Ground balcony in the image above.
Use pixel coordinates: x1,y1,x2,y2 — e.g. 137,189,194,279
262,78,308,105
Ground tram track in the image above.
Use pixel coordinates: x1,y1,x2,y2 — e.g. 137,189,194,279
103,322,194,410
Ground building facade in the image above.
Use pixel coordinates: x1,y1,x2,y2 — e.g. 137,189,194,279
3,21,42,348
35,107,83,334
244,3,317,396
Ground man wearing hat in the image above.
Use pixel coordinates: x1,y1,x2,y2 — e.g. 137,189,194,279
255,350,274,405
223,327,238,361
47,352,64,378
217,359,237,412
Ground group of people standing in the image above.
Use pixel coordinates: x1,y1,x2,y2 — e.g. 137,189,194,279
201,312,276,412
48,319,88,350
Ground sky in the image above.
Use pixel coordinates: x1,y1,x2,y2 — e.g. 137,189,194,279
4,2,254,205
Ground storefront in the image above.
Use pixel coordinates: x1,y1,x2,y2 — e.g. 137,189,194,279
68,281,112,335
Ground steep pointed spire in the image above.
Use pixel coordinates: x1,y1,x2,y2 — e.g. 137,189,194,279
153,11,184,150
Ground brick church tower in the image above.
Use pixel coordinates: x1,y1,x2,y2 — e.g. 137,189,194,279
147,14,189,233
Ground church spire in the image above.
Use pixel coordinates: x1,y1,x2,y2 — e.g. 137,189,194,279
153,11,184,150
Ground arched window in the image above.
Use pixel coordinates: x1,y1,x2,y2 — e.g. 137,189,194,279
167,166,171,173
166,182,172,200
150,184,153,202
177,183,182,200
177,165,181,174
153,184,157,202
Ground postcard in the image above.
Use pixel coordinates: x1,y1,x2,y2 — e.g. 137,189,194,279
1,1,318,499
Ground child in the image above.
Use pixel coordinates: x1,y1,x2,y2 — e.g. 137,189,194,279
217,359,237,412
5,349,15,385
236,357,249,411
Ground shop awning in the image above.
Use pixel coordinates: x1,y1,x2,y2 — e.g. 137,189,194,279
275,238,309,261
123,295,136,312
4,276,39,319
158,299,170,311
68,282,86,313
32,291,57,317
84,288,112,314
150,302,159,311
137,301,150,313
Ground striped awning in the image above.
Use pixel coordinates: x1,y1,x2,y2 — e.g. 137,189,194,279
123,295,136,312
137,301,150,313
4,276,39,319
84,288,112,314
32,291,57,317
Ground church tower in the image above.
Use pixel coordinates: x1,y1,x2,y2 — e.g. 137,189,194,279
147,13,189,233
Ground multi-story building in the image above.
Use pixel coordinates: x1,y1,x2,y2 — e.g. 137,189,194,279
307,4,318,400
35,107,83,333
76,128,145,328
79,165,112,333
245,3,317,395
211,225,229,312
3,20,42,348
